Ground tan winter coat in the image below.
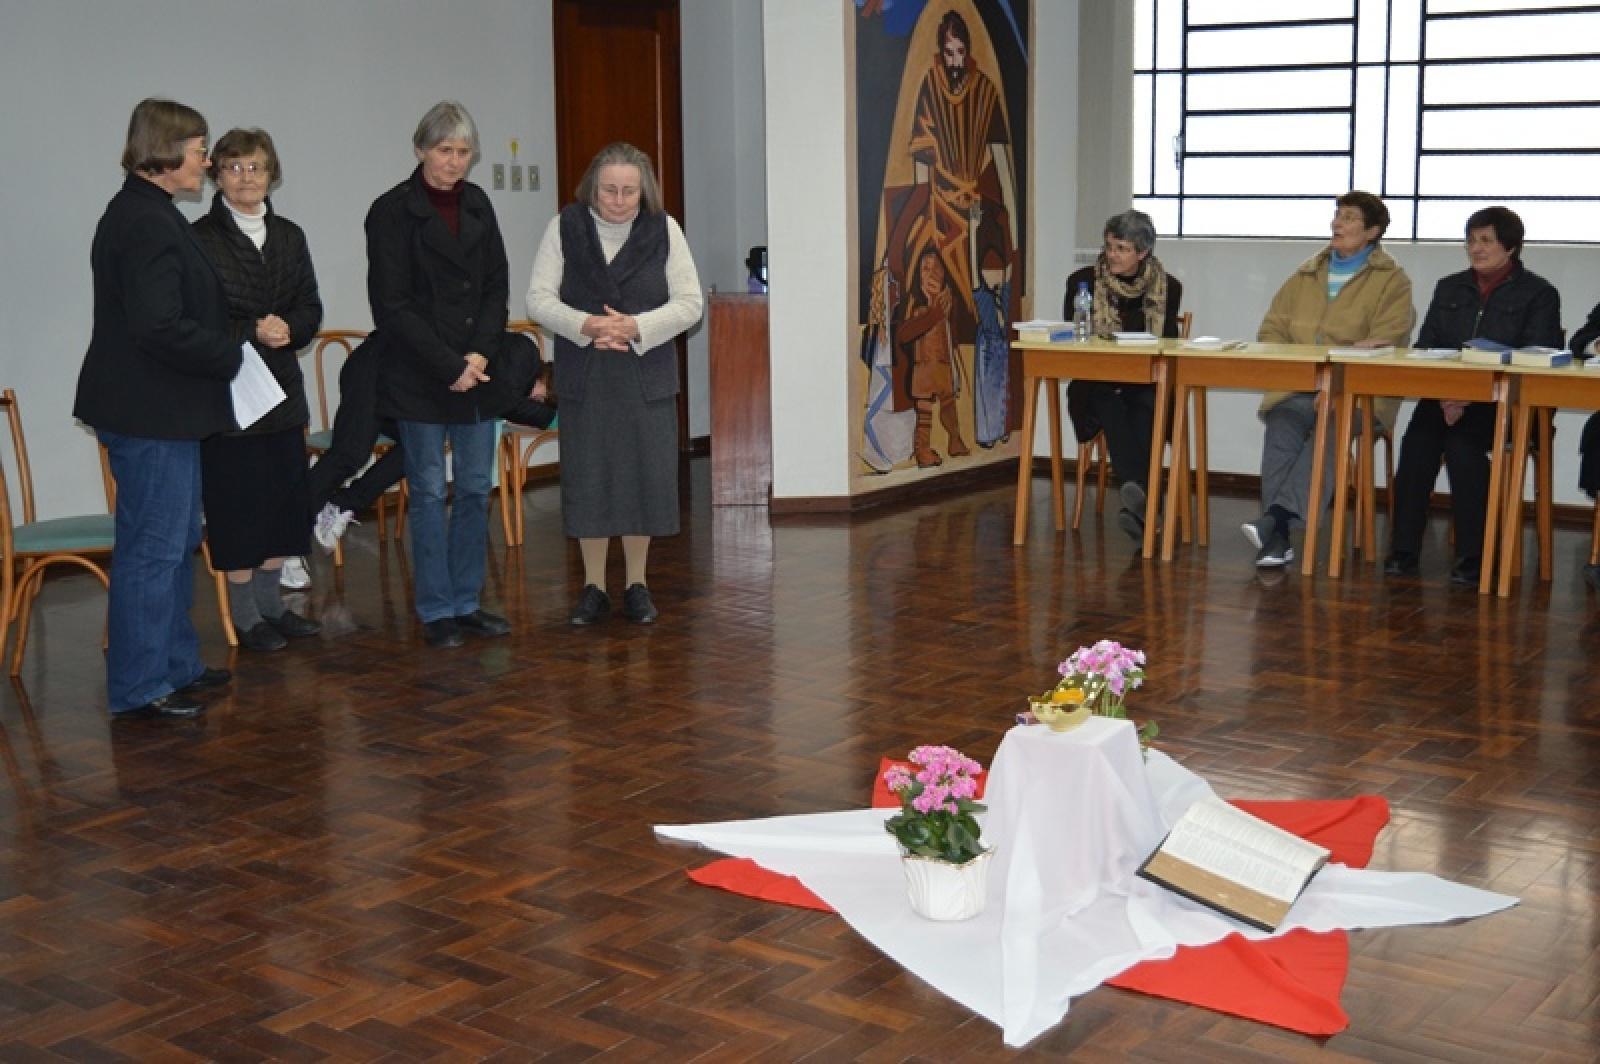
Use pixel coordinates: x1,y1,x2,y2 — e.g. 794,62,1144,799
1257,244,1415,429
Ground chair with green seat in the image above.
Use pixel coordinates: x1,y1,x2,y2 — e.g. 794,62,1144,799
1,387,115,676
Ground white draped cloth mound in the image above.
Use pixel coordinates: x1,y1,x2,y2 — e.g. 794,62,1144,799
655,719,1517,1048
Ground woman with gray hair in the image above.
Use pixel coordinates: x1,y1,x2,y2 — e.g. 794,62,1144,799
1064,209,1184,541
526,142,703,626
365,100,512,648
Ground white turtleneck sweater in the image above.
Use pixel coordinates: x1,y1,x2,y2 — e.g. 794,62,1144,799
525,208,702,354
227,200,268,251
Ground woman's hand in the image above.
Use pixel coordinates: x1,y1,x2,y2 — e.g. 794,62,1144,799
450,353,491,392
1352,338,1387,350
254,314,291,349
1440,399,1468,426
583,307,638,350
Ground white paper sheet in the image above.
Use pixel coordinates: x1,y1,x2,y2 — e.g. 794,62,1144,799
656,724,1517,1048
230,341,287,429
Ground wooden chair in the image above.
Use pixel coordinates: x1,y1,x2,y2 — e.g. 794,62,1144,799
306,330,406,567
0,389,117,675
1073,310,1194,533
496,321,560,547
1344,396,1396,557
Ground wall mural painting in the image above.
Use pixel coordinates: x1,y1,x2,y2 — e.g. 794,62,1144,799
854,0,1029,483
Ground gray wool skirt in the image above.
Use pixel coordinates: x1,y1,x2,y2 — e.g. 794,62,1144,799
558,351,680,539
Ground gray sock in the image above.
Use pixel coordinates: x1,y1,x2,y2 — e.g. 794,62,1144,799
252,567,286,620
228,579,265,631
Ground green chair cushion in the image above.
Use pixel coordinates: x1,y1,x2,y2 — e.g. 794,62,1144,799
13,514,115,555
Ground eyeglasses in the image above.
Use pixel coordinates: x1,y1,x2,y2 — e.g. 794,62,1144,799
220,162,267,177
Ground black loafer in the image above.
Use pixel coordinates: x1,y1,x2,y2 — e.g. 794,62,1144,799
268,610,321,639
238,621,288,652
1383,553,1419,577
115,694,205,720
180,666,231,692
423,618,464,647
455,609,511,637
569,585,611,626
1449,556,1481,587
622,583,658,624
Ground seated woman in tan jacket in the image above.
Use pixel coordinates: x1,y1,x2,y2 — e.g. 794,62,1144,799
1243,191,1414,568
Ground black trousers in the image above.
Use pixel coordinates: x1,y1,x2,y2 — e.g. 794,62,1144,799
1390,398,1497,561
305,341,406,516
1067,381,1156,489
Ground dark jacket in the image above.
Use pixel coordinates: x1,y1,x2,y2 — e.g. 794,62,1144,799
366,167,509,423
1063,265,1184,444
191,192,323,434
1416,262,1562,350
552,203,678,404
1569,300,1600,359
74,175,242,438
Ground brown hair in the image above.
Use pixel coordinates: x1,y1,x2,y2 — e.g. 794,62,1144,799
1337,190,1390,240
208,127,281,184
574,142,663,215
120,98,207,176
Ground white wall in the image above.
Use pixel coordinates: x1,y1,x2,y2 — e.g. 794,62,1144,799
0,0,560,519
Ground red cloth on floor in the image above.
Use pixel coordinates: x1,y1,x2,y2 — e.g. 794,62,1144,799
686,758,1388,1036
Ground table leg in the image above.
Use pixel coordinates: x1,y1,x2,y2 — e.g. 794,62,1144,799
1047,380,1065,532
1327,381,1357,580
1160,374,1186,563
1145,358,1171,559
1360,396,1378,558
1302,364,1332,578
1013,373,1041,546
1497,397,1534,598
1193,386,1210,546
1480,376,1511,596
1537,408,1553,582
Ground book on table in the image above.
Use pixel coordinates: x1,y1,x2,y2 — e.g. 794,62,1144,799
1509,346,1572,368
1406,347,1461,361
1137,796,1330,932
1460,339,1512,365
1013,319,1074,343
1112,331,1159,344
1585,357,1600,372
1328,345,1394,358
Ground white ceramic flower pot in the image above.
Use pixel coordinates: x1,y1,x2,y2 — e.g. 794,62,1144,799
901,849,993,921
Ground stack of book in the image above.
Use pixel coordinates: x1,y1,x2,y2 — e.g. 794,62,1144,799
1509,346,1572,368
1460,339,1512,365
1013,319,1074,343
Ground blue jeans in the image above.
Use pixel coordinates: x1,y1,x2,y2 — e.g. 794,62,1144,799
395,419,495,622
97,431,205,713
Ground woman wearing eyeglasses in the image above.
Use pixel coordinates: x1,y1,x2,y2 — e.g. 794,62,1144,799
191,128,324,651
73,98,242,720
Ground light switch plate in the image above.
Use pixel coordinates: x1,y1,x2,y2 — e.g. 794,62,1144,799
510,164,523,191
492,163,505,191
528,165,539,191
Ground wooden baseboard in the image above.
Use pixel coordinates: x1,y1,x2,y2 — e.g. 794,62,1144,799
771,461,1016,515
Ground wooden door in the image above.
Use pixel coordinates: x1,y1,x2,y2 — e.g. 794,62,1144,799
553,0,689,447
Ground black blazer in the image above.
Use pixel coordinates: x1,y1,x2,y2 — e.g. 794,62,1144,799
366,167,509,423
191,192,323,434
74,175,242,439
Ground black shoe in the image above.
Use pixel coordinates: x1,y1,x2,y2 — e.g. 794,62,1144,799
1254,532,1294,568
1383,552,1419,577
238,621,288,652
622,583,658,624
1116,507,1145,542
179,666,231,693
1449,556,1481,587
455,609,511,637
267,610,321,639
1584,564,1600,592
423,618,464,647
115,694,205,720
569,585,611,626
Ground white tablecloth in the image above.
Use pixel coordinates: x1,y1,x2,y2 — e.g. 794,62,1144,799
656,720,1516,1047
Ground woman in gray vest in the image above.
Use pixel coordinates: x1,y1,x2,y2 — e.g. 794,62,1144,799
526,143,703,626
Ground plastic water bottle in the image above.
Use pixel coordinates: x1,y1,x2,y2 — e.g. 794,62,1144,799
1073,281,1093,343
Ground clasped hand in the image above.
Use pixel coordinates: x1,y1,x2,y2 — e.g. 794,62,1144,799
582,305,639,351
450,352,490,392
254,314,291,349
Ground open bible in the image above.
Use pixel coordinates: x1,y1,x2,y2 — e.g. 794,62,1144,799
1138,797,1331,931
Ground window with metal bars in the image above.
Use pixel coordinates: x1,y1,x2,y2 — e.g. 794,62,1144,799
1132,0,1600,242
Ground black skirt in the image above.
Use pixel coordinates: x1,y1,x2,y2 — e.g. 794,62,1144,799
558,350,680,539
201,427,312,570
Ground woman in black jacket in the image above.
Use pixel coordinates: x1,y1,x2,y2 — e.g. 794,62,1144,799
73,98,241,720
1386,206,1562,585
366,101,511,648
191,127,324,651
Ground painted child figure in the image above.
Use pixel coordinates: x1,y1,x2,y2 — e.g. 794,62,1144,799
898,248,970,467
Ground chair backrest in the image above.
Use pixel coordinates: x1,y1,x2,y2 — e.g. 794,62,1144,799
1177,311,1194,340
0,388,37,525
506,320,545,356
310,330,370,432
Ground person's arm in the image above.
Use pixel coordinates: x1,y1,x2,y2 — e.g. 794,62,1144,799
280,224,324,349
525,215,592,346
1256,274,1299,344
1364,268,1415,348
1414,280,1448,349
468,195,510,358
1515,280,1563,349
631,216,704,352
1161,276,1184,338
120,213,241,380
365,195,464,385
1569,301,1600,357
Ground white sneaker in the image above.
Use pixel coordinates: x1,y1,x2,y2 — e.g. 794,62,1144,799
279,556,312,590
313,502,357,553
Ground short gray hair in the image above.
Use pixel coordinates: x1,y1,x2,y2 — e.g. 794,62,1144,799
1104,209,1157,254
574,142,663,216
413,100,479,156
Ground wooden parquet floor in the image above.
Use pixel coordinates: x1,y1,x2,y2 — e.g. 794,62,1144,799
1,459,1596,1060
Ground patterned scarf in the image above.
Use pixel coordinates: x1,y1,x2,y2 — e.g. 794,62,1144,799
1092,253,1169,338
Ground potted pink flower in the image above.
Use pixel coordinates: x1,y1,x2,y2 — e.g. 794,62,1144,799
883,745,991,920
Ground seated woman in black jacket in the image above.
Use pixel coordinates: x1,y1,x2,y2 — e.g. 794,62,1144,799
1063,209,1184,541
191,128,324,651
1386,206,1562,585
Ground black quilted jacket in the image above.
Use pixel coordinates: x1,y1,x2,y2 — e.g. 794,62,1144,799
192,192,323,434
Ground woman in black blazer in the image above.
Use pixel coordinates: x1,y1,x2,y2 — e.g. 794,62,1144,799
73,98,241,720
366,100,511,648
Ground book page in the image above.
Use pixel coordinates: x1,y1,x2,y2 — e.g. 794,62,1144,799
1157,798,1328,903
230,341,287,429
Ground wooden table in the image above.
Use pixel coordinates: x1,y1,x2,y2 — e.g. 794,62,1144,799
1010,339,1170,557
1496,364,1600,596
1327,353,1510,593
1159,344,1334,576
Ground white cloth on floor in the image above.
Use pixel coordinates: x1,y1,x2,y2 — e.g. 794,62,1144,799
656,719,1516,1047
